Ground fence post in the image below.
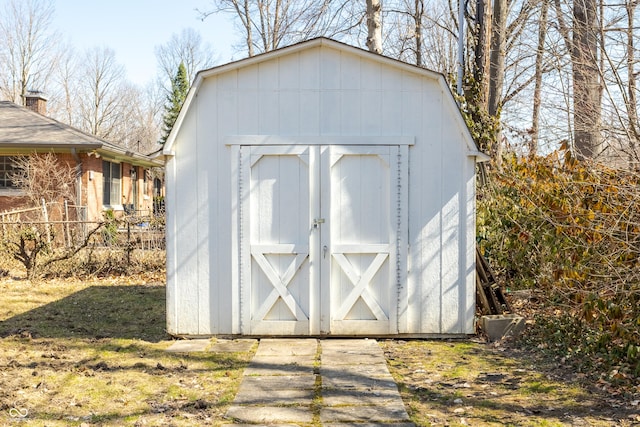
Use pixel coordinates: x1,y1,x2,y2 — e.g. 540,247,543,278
127,221,131,265
41,198,52,246
64,200,71,248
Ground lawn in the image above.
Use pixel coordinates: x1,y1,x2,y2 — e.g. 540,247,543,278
1,273,638,426
0,273,253,426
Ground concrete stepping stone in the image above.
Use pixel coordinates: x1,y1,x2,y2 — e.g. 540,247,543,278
165,339,210,352
226,405,313,423
321,374,398,391
244,353,316,376
322,351,386,365
254,338,318,356
249,354,316,367
320,401,411,423
226,338,412,426
322,388,404,406
238,374,316,391
232,387,314,405
321,339,382,352
324,424,416,427
321,362,394,378
223,425,301,427
243,362,314,376
209,339,256,353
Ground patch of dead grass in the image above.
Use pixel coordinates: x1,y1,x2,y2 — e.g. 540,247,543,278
2,274,639,426
381,339,640,426
0,274,254,426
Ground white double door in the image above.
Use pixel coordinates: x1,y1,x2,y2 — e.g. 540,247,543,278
239,145,405,335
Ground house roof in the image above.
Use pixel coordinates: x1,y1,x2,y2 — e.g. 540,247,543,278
163,37,488,161
0,101,162,167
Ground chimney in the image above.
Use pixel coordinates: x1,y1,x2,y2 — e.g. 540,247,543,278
25,90,47,115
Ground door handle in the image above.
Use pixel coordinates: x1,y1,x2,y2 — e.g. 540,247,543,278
323,245,328,259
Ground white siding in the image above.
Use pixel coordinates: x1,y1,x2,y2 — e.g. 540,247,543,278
411,82,443,333
167,40,478,336
171,98,200,333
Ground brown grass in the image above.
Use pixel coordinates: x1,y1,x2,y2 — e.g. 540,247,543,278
0,273,253,426
382,339,640,426
1,274,638,426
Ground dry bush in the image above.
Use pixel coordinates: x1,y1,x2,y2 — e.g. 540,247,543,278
478,148,640,390
0,222,104,279
40,247,166,278
9,152,76,206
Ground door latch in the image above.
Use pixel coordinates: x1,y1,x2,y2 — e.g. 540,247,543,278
313,218,325,229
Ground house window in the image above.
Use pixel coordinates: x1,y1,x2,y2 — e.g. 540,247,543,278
0,156,18,189
102,160,121,206
153,178,162,197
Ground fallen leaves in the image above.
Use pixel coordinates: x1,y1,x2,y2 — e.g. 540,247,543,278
382,339,640,426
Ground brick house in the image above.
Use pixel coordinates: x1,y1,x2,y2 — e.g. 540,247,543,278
0,94,163,221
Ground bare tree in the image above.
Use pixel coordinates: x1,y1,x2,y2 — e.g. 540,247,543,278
0,0,60,104
415,0,459,74
475,0,491,99
553,0,603,159
199,0,356,56
47,44,79,126
76,47,128,140
5,153,102,279
624,0,638,152
366,0,383,53
364,0,458,70
488,0,508,118
573,0,603,159
46,47,162,152
9,152,76,206
530,0,549,156
372,0,635,167
127,83,164,153
155,27,216,90
622,0,639,166
103,82,161,151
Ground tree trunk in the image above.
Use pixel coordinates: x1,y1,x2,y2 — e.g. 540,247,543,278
530,0,549,157
244,0,254,56
414,0,424,67
625,0,639,166
475,0,491,103
366,0,382,54
488,0,507,118
572,0,601,159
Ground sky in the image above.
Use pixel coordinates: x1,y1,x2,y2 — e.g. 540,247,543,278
52,0,238,86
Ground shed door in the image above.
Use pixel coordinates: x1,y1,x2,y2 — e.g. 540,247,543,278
240,145,403,335
321,146,399,335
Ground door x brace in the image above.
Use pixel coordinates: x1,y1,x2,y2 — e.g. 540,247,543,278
332,251,389,321
251,247,309,321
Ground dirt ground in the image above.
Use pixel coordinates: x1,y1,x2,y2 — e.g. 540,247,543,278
0,274,639,426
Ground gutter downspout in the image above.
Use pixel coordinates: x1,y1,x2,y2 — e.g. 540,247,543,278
70,148,82,210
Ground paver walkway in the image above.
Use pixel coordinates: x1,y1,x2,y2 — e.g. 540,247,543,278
224,338,415,426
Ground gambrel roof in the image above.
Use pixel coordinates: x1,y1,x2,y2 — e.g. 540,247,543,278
163,37,488,161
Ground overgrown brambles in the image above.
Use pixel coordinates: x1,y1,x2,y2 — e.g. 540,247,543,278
478,149,640,391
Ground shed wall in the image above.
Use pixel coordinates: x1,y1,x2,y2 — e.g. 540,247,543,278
166,44,476,336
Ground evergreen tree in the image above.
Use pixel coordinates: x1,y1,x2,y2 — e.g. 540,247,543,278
160,62,189,144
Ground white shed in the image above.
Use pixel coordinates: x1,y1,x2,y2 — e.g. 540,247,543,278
163,38,487,337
